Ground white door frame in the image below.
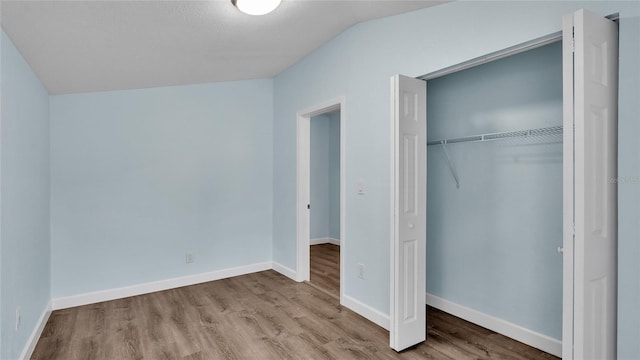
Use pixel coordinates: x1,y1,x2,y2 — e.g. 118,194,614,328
296,97,346,303
561,15,576,359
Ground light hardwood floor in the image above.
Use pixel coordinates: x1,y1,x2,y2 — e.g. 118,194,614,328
32,260,559,359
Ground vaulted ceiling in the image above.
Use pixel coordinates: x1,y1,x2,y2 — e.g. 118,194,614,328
1,0,446,94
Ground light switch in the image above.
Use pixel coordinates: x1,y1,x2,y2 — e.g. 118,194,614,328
357,181,366,195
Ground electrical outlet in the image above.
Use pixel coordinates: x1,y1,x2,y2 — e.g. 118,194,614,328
185,253,195,264
15,307,21,331
357,263,365,279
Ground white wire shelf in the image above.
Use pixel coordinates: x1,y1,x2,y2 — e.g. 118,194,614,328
427,125,563,146
428,125,563,189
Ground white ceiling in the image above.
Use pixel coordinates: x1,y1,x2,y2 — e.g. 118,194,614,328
1,0,446,94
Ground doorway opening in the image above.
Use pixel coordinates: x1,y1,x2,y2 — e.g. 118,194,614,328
424,39,563,356
296,97,345,303
309,111,341,298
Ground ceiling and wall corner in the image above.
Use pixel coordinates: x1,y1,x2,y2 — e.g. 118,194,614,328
0,0,447,94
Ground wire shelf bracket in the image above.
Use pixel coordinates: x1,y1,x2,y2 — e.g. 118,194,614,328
441,141,460,189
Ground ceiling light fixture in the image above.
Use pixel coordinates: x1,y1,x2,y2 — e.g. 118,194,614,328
232,0,282,16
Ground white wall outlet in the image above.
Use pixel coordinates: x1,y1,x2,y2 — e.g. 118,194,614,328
357,263,365,279
185,253,195,264
15,307,21,331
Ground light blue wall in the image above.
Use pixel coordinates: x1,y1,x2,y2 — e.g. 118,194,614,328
310,115,330,240
426,42,563,339
0,30,51,360
328,114,340,240
272,1,639,353
310,113,340,241
617,12,640,360
50,79,273,297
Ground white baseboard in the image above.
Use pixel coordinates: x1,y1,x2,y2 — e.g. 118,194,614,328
426,293,562,357
342,295,390,331
272,261,298,281
19,300,52,360
52,262,272,310
310,237,340,246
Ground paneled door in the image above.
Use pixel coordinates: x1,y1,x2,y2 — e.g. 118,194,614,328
389,74,427,351
562,8,618,360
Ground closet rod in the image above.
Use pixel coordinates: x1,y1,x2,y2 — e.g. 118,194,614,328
427,125,563,147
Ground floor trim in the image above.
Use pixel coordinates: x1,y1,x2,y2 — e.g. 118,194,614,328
272,261,298,281
19,300,52,360
426,293,562,357
342,294,390,331
310,237,340,246
51,262,272,310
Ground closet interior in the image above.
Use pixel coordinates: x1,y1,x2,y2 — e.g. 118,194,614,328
425,41,564,342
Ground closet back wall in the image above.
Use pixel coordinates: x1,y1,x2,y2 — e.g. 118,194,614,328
426,42,563,340
50,79,274,298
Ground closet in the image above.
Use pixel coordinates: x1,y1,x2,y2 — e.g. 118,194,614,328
390,9,618,358
426,41,563,343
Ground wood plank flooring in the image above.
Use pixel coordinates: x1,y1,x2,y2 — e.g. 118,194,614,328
310,244,340,298
32,269,559,359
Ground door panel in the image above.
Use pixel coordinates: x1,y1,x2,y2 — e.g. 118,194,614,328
563,8,618,359
390,74,426,351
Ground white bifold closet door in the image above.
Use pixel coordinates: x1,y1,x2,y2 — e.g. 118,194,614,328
563,8,618,360
389,75,427,351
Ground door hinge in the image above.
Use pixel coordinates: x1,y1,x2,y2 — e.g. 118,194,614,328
572,28,575,52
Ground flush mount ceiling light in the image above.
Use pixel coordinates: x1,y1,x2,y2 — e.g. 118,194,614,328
232,0,282,16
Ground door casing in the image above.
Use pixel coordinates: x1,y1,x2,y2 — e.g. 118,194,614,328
296,97,346,304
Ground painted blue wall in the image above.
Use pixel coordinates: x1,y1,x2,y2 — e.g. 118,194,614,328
617,11,640,360
426,42,563,339
310,113,340,241
0,30,51,360
310,115,330,240
50,79,273,297
272,1,638,354
328,114,340,240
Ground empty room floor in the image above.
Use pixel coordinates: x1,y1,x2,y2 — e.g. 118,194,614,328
32,263,559,359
